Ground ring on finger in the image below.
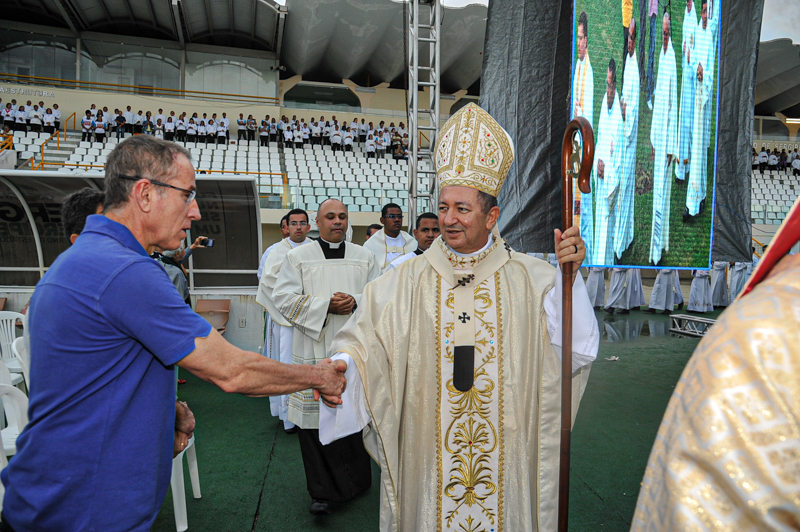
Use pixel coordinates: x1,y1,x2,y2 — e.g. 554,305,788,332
574,245,578,254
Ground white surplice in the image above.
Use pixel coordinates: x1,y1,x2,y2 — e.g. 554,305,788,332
256,237,312,428
688,270,713,312
592,91,624,265
362,228,418,273
709,260,729,306
272,239,380,429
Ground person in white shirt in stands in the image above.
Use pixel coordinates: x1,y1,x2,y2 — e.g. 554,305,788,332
155,109,166,126
89,104,98,119
176,115,187,142
375,134,385,158
282,125,292,148
292,126,303,150
365,134,376,159
80,111,94,140
270,118,278,143
186,119,197,144
216,120,227,145
330,126,342,151
29,105,43,132
206,119,217,145
15,106,28,132
247,115,257,142
221,113,230,141
382,130,392,159
152,118,164,140
259,120,270,147
367,122,375,142
237,114,247,141
43,109,56,135
311,121,321,145
302,122,310,145
359,119,368,144
199,113,208,126
3,103,16,130
758,147,768,173
323,121,332,145
792,156,800,177
52,104,61,132
197,121,207,145
768,151,778,171
343,127,355,152
123,106,134,135
350,118,358,138
397,122,407,137
94,112,107,143
132,111,142,134
164,117,175,142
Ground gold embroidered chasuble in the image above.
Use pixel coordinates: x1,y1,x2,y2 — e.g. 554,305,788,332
631,254,800,531
329,236,591,532
272,240,380,429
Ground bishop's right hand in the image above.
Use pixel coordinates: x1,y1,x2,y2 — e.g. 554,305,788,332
313,358,348,407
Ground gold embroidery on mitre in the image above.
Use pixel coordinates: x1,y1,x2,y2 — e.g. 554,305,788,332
435,103,515,198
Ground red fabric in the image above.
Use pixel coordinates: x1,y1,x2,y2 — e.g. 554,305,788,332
741,197,800,298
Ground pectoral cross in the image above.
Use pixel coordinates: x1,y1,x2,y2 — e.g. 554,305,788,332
456,274,475,287
458,312,470,324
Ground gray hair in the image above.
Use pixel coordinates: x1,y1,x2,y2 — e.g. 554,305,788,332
162,242,186,259
103,135,192,211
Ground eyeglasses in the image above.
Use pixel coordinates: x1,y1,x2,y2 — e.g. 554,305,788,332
117,175,197,205
385,214,404,220
288,221,308,227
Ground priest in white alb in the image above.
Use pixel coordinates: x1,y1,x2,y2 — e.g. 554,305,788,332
709,259,729,307
687,269,713,312
649,14,678,265
593,58,624,266
645,269,676,314
319,104,599,532
573,10,595,261
256,208,312,432
585,267,606,308
684,0,716,219
272,199,380,514
614,20,640,259
362,202,417,273
675,0,697,183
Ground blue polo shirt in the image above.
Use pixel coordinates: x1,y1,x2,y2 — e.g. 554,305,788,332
1,215,212,531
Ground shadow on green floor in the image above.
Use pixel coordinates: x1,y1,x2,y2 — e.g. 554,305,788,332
153,309,711,531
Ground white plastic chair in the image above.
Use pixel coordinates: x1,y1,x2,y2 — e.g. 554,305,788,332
0,376,29,456
11,337,29,391
0,312,24,375
171,435,201,531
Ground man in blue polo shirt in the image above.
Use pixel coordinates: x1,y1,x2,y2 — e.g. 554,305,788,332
1,135,347,531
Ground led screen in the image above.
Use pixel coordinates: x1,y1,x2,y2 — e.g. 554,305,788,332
572,0,721,268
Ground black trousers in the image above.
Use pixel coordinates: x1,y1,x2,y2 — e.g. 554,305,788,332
238,130,247,141
260,136,269,146
297,428,372,502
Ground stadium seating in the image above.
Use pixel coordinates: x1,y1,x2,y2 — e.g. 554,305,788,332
750,169,799,225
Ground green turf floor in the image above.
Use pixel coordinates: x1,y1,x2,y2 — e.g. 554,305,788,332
152,308,723,531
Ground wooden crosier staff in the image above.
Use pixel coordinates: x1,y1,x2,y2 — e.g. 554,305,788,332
557,117,594,532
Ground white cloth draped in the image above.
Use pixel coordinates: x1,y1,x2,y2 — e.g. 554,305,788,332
605,268,629,310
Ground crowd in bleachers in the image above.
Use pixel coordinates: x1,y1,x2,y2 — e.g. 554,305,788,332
753,146,800,176
2,98,62,135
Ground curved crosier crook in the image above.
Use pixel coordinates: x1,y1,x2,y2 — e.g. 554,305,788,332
557,116,595,532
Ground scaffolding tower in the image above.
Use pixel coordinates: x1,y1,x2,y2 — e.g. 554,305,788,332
406,0,442,226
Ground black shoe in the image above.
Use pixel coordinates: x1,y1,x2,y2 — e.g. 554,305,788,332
604,307,615,314
677,302,684,310
643,308,656,314
682,207,691,223
593,306,602,311
699,199,706,214
310,499,330,515
284,426,299,435
661,309,672,315
632,306,641,311
618,309,630,314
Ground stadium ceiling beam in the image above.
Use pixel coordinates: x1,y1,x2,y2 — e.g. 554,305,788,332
171,0,186,47
202,0,213,36
273,4,286,56
755,66,800,105
229,0,235,38
121,0,136,21
250,0,257,41
96,0,115,27
144,0,159,30
758,85,800,116
50,0,81,35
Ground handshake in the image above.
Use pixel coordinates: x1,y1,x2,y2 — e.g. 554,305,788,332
312,357,349,408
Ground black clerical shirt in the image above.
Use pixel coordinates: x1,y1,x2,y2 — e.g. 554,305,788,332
317,238,346,259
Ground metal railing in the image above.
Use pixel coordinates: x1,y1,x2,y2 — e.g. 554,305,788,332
0,73,280,107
